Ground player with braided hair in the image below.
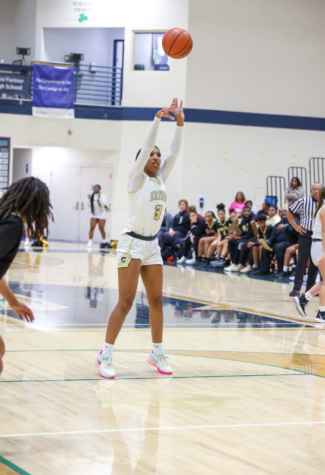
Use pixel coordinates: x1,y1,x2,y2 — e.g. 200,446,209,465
0,176,53,374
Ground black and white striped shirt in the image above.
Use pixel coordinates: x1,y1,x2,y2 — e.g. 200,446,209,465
289,197,318,232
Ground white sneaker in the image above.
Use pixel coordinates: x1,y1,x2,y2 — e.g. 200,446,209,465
147,350,173,375
24,240,29,247
177,256,186,264
231,265,243,272
240,265,252,274
185,256,196,265
224,263,236,272
96,350,115,379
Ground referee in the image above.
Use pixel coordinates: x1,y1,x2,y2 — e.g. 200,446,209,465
286,182,322,297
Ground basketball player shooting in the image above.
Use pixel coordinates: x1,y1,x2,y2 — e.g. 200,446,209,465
95,98,184,378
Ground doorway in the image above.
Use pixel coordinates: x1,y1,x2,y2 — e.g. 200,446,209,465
49,166,111,242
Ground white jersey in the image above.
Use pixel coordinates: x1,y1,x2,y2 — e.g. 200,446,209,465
88,193,107,217
312,204,325,239
123,116,183,237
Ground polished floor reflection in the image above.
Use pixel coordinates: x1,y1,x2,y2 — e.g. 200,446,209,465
0,242,325,475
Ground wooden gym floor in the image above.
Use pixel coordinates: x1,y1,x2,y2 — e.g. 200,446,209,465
0,242,325,475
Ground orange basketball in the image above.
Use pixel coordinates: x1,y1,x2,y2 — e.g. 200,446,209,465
162,28,193,59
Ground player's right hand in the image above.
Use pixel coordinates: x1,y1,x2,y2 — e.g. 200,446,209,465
10,301,34,322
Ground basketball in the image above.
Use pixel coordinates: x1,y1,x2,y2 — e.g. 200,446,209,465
162,28,193,59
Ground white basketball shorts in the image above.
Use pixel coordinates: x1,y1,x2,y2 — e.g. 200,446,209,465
311,241,323,267
116,233,163,269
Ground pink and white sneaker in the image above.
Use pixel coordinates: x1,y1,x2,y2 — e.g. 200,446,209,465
147,350,173,375
96,350,115,379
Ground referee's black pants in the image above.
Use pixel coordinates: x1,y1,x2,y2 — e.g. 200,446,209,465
293,233,318,292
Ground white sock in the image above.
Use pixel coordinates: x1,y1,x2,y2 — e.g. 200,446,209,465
101,236,106,243
319,306,325,313
88,239,92,246
283,266,288,272
253,262,258,269
305,291,312,301
152,342,163,355
103,342,114,355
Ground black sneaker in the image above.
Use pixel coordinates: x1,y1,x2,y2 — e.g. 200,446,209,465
104,242,111,249
315,310,325,323
99,243,105,249
293,294,308,317
289,290,300,297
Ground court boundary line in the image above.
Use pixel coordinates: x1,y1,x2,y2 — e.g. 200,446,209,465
0,374,305,383
1,420,325,439
0,455,31,475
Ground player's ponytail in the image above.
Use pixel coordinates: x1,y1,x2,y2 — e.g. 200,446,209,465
313,186,325,219
90,184,101,214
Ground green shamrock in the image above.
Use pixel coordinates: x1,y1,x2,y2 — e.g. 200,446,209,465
79,13,88,23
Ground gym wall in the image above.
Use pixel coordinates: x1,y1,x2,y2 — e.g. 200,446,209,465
1,0,325,237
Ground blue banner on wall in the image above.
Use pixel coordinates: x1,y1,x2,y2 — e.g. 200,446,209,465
32,63,74,119
0,74,30,97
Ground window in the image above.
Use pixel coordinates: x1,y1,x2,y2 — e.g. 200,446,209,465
133,33,170,71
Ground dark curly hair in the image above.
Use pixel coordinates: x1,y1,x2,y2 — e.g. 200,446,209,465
0,177,53,239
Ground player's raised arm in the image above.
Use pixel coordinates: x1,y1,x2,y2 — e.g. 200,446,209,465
128,99,177,192
160,99,185,182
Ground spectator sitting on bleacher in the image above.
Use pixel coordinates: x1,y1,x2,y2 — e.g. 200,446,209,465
259,201,270,215
160,199,190,249
157,208,174,249
194,211,220,265
177,209,206,264
228,191,246,216
285,177,305,206
188,205,204,221
252,208,298,276
210,211,239,268
245,200,258,217
248,212,274,272
266,205,281,227
224,206,255,272
163,208,173,228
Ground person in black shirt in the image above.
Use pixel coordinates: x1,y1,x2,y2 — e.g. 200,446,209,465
160,199,190,249
177,209,206,264
204,204,232,266
0,177,53,374
210,211,238,267
249,213,273,272
196,211,219,265
253,212,298,276
225,206,255,272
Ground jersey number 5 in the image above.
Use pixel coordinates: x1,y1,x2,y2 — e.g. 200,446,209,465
154,205,163,221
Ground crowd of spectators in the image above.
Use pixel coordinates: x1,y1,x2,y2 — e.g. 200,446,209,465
158,177,322,296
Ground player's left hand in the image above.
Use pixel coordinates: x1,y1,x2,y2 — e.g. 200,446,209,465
156,99,177,120
171,98,185,125
10,300,34,322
